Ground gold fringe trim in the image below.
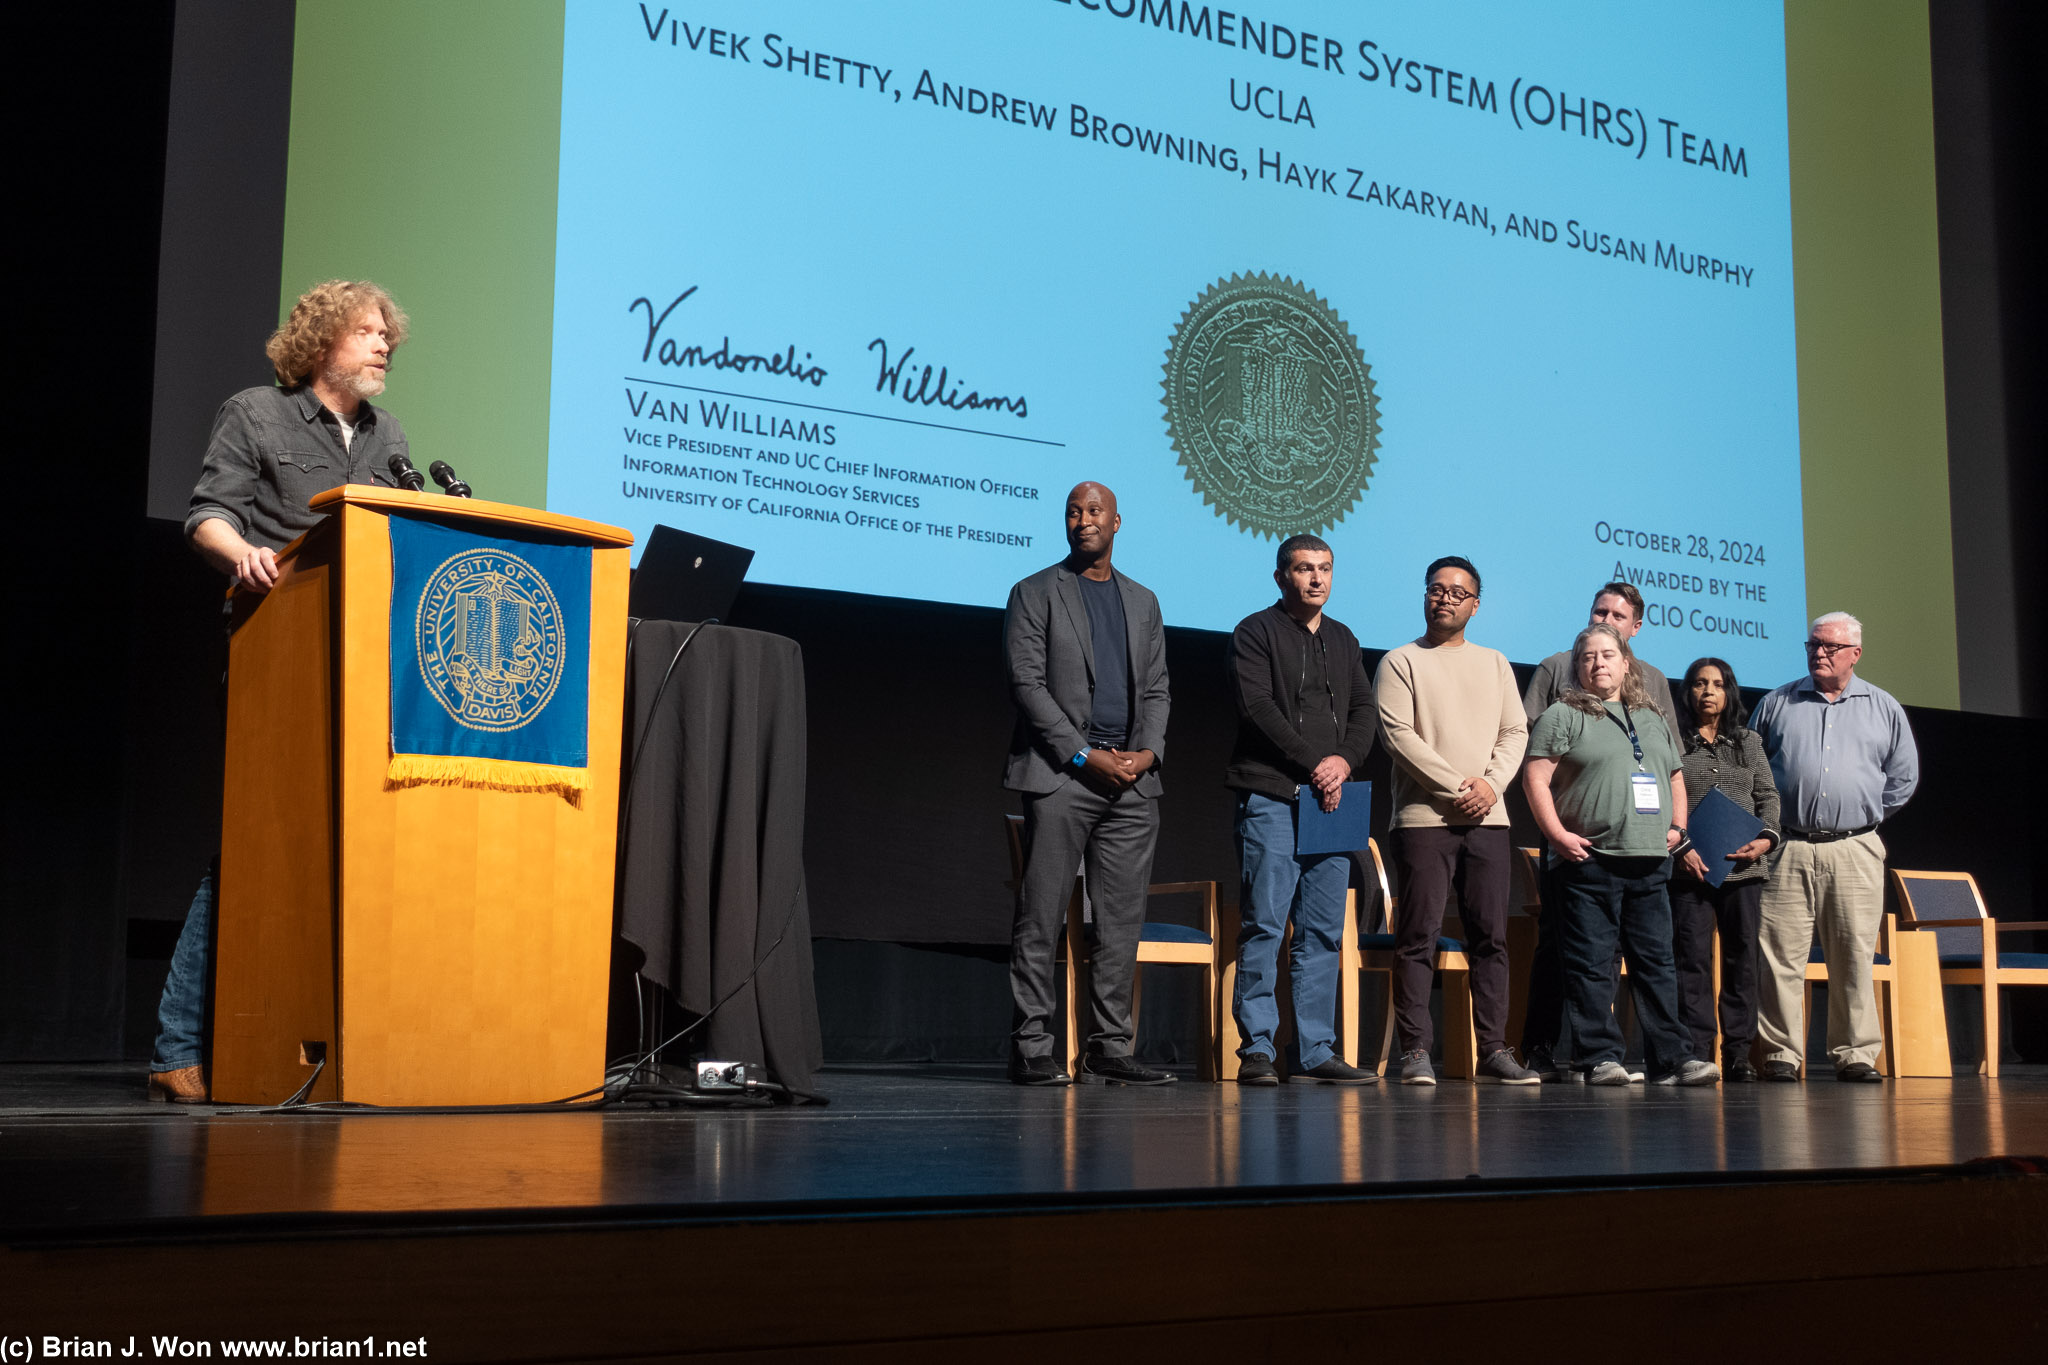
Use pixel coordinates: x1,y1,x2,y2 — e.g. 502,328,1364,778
386,753,588,806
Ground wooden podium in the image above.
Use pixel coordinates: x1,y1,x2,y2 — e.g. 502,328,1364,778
212,486,632,1106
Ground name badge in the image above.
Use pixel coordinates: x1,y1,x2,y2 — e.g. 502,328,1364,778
1630,771,1661,815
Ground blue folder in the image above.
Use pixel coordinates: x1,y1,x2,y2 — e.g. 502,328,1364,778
1295,781,1372,855
1688,786,1767,888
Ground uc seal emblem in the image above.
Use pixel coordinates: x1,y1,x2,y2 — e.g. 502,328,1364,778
415,549,567,732
1162,273,1381,538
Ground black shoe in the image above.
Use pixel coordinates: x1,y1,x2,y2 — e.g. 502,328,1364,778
1762,1060,1801,1082
1724,1058,1759,1083
1288,1055,1377,1085
1079,1053,1178,1086
1236,1052,1280,1086
1836,1062,1883,1083
1009,1055,1071,1086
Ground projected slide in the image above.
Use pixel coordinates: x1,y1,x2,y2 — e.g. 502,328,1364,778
546,1,1804,672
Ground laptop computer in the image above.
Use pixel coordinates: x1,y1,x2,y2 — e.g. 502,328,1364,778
628,524,755,624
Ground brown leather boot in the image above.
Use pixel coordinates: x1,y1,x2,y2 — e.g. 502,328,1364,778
147,1065,208,1104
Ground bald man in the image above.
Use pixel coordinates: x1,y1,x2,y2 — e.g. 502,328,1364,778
1001,483,1175,1085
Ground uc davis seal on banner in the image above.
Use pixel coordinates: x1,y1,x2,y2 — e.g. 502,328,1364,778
416,550,567,731
1162,273,1381,539
388,515,591,798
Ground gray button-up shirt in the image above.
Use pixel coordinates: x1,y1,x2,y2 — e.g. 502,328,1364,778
1748,673,1918,833
185,385,409,552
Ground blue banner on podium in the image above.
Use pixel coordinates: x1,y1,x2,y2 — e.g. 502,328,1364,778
387,513,591,799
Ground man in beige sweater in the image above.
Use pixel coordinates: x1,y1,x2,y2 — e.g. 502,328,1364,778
1375,556,1537,1085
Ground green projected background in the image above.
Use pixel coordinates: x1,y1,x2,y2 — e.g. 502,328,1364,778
278,0,564,512
277,0,1961,708
1783,1,1957,709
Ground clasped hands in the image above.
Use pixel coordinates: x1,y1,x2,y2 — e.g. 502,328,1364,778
1079,747,1153,794
1308,755,1350,813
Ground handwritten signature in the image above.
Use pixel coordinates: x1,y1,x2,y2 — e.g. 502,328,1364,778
869,338,1028,419
630,288,828,387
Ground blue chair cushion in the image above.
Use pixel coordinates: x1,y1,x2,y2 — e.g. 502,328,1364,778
1140,921,1211,945
1359,933,1465,953
1809,941,1890,967
1939,952,2048,970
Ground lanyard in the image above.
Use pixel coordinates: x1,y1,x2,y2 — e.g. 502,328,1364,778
1603,703,1645,770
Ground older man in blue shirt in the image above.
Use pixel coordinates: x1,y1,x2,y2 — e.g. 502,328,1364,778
1749,612,1919,1081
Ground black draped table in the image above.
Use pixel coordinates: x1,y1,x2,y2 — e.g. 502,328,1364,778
618,621,822,1095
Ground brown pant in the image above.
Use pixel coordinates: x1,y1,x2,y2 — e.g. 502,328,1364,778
1393,826,1512,1056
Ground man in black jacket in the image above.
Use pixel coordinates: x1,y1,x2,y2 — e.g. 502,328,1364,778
1226,534,1378,1084
1001,482,1175,1086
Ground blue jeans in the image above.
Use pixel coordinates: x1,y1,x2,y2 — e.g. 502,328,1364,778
1232,792,1351,1070
150,870,214,1072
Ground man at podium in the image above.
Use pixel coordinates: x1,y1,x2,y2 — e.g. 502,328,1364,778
146,280,412,1104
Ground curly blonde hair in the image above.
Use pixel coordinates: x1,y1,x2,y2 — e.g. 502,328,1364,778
265,280,410,386
1560,623,1655,717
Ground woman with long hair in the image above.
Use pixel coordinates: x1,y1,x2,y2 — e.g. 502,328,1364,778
1670,657,1781,1081
1522,625,1720,1085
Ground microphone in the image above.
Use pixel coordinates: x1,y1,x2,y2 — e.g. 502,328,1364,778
429,461,474,498
387,453,426,491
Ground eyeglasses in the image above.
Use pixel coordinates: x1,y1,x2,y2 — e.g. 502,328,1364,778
1424,585,1476,604
1803,640,1857,658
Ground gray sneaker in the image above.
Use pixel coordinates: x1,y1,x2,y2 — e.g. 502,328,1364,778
1399,1049,1437,1086
1587,1060,1633,1086
1476,1048,1541,1085
1650,1059,1722,1087
1527,1048,1577,1083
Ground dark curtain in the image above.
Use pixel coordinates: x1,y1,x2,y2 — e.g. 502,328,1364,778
618,622,822,1094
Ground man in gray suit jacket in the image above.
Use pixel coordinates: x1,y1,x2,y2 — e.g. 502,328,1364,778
1003,482,1174,1086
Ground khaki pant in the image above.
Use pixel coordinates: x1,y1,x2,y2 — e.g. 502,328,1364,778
1757,832,1887,1072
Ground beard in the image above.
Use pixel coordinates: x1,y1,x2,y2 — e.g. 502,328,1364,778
322,357,387,402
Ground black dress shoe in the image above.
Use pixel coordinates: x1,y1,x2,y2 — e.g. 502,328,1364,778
1079,1053,1177,1086
1236,1053,1280,1086
1723,1058,1759,1083
1009,1055,1071,1086
1290,1055,1377,1085
1762,1060,1801,1082
1836,1062,1883,1083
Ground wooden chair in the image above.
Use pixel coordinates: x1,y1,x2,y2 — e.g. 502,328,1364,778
1890,869,2048,1078
1216,888,1362,1079
1003,814,1221,1080
1797,912,1901,1077
1359,837,1479,1078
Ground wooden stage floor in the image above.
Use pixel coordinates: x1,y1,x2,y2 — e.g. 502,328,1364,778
5,1063,2046,1360
3,1061,2044,1227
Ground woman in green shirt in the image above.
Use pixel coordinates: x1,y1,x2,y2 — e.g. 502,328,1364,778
1522,625,1720,1087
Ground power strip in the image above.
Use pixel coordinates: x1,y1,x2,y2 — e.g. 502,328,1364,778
695,1060,755,1091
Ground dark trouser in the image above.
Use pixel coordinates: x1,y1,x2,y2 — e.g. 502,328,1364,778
1010,780,1160,1060
1556,853,1693,1076
1521,850,1623,1061
1394,826,1512,1056
1669,874,1764,1064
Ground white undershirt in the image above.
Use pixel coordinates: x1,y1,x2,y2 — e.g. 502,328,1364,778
335,410,357,452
